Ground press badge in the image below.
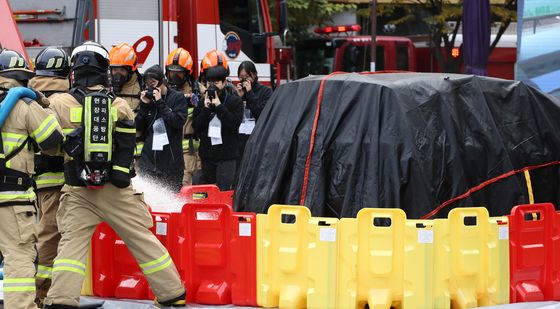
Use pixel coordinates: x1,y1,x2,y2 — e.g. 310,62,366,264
209,115,223,145
152,118,169,151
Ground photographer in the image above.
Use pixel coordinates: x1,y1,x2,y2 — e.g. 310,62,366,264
235,61,273,179
193,50,243,190
135,65,188,192
236,61,272,120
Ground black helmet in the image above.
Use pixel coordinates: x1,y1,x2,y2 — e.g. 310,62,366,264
0,48,35,82
35,47,70,78
70,41,109,72
70,41,110,88
143,64,165,86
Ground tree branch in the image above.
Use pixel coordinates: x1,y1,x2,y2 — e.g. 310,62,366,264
431,31,446,71
450,14,461,51
490,0,516,52
490,19,510,51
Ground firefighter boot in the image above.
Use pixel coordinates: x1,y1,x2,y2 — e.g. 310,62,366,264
156,292,187,307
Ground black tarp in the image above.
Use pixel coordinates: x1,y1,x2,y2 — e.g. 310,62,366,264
234,73,560,218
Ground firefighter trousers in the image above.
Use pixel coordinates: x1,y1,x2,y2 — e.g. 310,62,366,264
44,184,185,307
0,205,39,309
183,151,201,186
35,188,62,305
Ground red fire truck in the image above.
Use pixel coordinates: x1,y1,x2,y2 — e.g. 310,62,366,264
6,0,291,86
296,24,516,80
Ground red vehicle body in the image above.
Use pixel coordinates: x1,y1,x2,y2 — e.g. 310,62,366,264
0,0,29,59
5,1,515,82
296,28,516,80
6,0,288,86
93,0,284,85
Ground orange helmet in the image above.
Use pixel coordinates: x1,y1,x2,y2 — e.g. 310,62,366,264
200,50,229,80
109,43,138,71
166,48,193,73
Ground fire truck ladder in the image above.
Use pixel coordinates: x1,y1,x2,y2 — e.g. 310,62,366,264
72,0,95,47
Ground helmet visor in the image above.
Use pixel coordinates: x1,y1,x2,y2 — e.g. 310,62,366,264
166,71,187,87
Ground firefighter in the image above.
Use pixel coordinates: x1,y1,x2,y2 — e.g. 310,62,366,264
43,41,186,308
27,47,70,307
109,43,142,115
109,43,144,159
193,50,243,190
165,48,203,186
0,48,64,309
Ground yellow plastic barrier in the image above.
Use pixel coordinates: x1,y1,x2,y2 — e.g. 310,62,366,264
403,219,435,308
433,216,451,309
257,205,508,309
359,208,406,309
488,216,510,305
307,217,339,309
435,207,497,308
257,205,311,308
336,217,359,309
337,208,407,309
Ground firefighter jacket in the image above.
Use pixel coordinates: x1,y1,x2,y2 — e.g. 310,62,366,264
0,76,64,205
115,72,143,157
116,72,142,116
28,76,70,99
179,82,205,153
47,85,137,188
28,76,69,191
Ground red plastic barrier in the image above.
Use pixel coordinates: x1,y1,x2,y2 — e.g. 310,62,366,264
509,203,560,302
182,203,257,306
90,185,250,304
230,212,257,306
179,185,234,206
152,211,186,276
91,212,185,300
113,232,154,300
90,223,116,297
91,222,153,300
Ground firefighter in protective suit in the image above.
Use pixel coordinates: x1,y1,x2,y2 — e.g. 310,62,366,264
165,48,203,185
43,42,186,308
109,43,142,112
108,43,144,161
0,48,64,309
27,47,70,307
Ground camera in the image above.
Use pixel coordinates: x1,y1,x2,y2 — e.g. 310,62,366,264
145,86,155,101
240,79,249,92
206,84,218,101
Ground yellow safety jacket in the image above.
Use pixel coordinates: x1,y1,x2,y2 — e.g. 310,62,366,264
0,76,64,205
28,76,69,190
47,85,136,187
117,73,142,114
116,73,143,158
180,82,204,154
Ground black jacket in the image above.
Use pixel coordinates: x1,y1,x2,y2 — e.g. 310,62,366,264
244,82,272,119
194,91,244,160
135,87,188,175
